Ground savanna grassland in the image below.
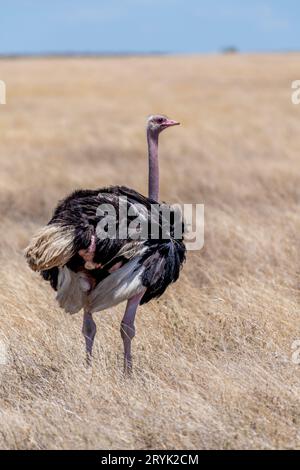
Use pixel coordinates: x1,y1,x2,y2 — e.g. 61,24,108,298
0,54,300,449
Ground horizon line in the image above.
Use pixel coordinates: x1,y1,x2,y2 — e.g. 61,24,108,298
0,48,300,59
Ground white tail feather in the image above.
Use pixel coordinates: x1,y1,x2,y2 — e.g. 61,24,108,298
55,257,146,315
25,224,75,271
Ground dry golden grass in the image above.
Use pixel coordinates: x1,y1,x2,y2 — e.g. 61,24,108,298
0,54,300,449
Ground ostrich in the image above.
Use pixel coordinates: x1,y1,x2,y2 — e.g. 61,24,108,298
25,115,186,373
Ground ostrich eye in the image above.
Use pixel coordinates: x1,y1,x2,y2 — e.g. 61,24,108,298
157,118,164,124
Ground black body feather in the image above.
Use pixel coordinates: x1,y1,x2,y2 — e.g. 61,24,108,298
42,186,186,304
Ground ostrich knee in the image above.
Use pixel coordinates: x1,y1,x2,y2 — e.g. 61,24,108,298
121,322,136,341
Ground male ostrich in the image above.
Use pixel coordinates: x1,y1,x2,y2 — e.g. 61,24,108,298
25,115,186,372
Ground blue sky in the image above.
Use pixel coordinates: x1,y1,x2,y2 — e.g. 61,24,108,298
0,0,299,54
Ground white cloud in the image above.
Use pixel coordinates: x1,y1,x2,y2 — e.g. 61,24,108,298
258,5,289,32
195,2,289,32
67,4,125,23
65,0,179,24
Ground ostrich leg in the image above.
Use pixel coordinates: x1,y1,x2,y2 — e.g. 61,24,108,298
120,291,145,374
82,309,97,366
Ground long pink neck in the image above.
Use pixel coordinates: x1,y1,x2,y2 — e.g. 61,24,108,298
147,129,159,201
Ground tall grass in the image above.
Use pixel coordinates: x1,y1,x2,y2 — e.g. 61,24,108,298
0,54,299,449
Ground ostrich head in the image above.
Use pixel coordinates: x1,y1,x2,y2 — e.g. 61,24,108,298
147,114,180,135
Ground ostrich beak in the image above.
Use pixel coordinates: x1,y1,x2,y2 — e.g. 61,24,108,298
165,119,180,127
